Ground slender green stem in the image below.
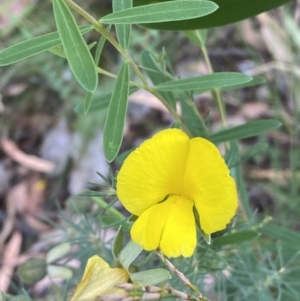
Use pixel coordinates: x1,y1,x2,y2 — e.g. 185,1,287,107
92,197,125,221
201,45,227,126
97,67,144,89
156,251,211,301
97,67,118,79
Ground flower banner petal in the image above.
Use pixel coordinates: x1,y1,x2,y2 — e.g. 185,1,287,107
160,195,196,258
71,255,129,301
182,137,238,234
117,129,190,216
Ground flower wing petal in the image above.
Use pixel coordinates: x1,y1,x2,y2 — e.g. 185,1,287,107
117,129,189,216
70,255,129,301
182,138,238,234
160,195,196,258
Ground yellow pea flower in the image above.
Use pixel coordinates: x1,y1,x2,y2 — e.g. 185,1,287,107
70,255,129,301
117,129,238,258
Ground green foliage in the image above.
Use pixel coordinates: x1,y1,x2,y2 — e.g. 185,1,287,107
0,26,92,66
212,230,259,247
100,1,218,24
103,61,130,162
141,50,176,110
133,0,293,29
112,226,124,259
210,120,282,144
154,72,252,93
1,0,299,300
74,86,139,114
119,240,143,270
180,92,208,137
118,241,171,285
84,25,111,114
113,0,132,50
130,269,171,286
53,0,97,92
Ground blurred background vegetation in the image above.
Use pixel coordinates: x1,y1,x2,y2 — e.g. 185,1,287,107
0,0,300,300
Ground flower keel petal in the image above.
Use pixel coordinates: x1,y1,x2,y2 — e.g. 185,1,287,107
131,199,172,251
160,195,196,258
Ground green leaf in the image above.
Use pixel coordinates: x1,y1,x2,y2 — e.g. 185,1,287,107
115,148,134,165
53,0,97,92
231,157,252,219
49,41,97,59
0,291,7,301
210,119,282,144
47,265,73,279
229,142,268,168
103,61,130,162
83,92,94,115
133,0,293,30
225,139,240,168
113,0,132,49
100,1,218,24
141,50,176,110
95,25,111,65
119,241,143,270
0,26,92,66
112,226,123,259
184,29,207,47
130,269,171,285
225,76,266,90
74,86,138,114
260,224,300,246
48,44,67,58
46,243,71,264
212,231,259,247
84,25,111,114
179,93,208,137
75,91,111,114
155,72,252,93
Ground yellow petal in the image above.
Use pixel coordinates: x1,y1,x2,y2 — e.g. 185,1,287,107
117,129,190,216
70,255,129,301
131,195,196,258
182,137,238,234
130,198,172,251
160,195,196,258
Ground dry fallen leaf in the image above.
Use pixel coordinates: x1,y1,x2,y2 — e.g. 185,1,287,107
257,13,293,63
0,231,22,293
247,168,299,186
239,102,269,120
1,139,55,173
